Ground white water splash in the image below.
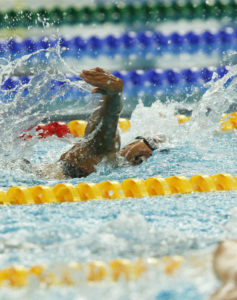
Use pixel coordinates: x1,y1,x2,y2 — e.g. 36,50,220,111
123,64,237,153
121,100,179,148
0,47,94,161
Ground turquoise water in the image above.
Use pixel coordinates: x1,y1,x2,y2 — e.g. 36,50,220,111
0,177,236,298
2,123,236,187
0,191,235,267
0,32,236,299
0,100,236,299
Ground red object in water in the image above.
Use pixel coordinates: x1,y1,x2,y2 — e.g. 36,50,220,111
47,121,70,138
21,121,70,140
36,123,52,138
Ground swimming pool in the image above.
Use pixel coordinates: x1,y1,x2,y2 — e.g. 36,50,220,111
0,1,237,299
0,91,236,299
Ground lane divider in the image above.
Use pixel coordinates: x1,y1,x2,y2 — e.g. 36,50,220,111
1,173,237,205
22,118,131,139
2,66,229,93
22,111,237,140
177,112,237,132
0,255,184,287
2,28,237,59
218,112,237,132
0,1,235,29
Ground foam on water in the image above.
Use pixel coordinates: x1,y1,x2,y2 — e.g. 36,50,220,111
0,46,236,172
0,51,235,187
0,190,236,299
121,64,237,149
0,47,94,164
0,191,235,265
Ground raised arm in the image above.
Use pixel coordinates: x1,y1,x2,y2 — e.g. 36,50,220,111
80,67,123,155
59,67,123,176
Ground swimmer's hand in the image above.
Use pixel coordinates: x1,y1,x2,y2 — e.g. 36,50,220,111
80,67,123,95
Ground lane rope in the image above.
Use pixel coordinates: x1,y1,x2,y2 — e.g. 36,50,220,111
1,173,237,205
0,255,184,287
177,112,237,132
21,112,237,140
0,1,235,28
1,66,230,98
21,118,131,139
2,28,237,59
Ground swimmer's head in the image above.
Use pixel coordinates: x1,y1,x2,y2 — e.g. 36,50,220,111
120,135,168,165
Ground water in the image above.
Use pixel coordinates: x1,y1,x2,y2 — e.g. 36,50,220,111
0,48,94,161
0,42,236,299
0,189,235,299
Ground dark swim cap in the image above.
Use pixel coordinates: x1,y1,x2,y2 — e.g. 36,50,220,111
135,135,169,152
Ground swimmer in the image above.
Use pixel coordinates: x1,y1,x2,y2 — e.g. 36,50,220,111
39,67,168,179
209,240,237,300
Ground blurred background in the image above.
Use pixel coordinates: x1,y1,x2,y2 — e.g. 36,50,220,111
0,0,236,118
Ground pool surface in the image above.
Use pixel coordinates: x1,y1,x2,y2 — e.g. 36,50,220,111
0,98,236,299
0,0,237,299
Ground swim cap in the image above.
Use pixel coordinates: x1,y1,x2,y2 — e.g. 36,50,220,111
135,134,169,152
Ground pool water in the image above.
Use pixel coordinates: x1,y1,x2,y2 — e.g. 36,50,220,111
0,84,236,299
0,6,236,299
0,179,236,299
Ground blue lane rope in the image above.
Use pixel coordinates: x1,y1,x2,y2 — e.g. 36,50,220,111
0,66,229,104
0,66,229,105
0,66,229,93
1,27,237,59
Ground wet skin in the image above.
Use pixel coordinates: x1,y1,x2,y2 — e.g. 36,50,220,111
59,67,155,177
60,67,123,175
210,240,237,300
120,139,153,165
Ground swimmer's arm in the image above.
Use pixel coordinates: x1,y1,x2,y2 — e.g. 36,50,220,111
81,68,123,154
88,93,122,154
83,100,104,137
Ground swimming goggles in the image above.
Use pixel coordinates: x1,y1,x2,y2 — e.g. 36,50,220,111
135,135,169,153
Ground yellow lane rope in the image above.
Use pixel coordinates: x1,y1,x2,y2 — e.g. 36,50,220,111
68,112,237,138
0,255,184,287
68,118,131,137
176,112,237,132
0,173,236,205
